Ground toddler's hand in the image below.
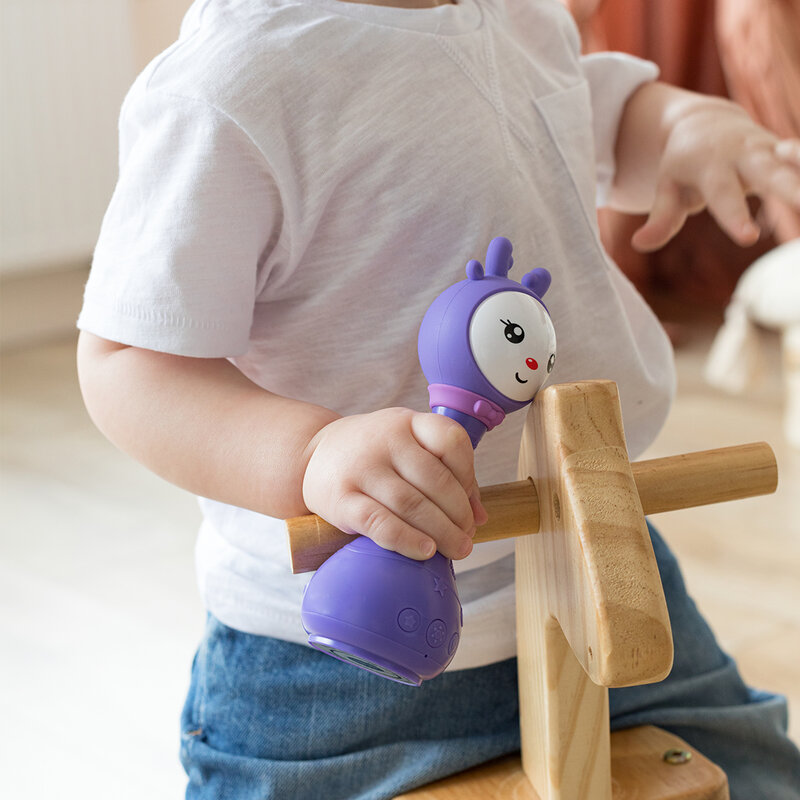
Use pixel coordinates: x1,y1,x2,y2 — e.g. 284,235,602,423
632,97,800,252
302,408,488,561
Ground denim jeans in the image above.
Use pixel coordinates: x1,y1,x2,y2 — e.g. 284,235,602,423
180,524,800,799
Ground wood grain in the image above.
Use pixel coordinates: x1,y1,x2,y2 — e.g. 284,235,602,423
515,380,673,800
394,726,728,800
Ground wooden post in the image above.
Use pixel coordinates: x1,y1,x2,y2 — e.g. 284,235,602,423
394,380,732,800
515,381,673,799
396,380,729,800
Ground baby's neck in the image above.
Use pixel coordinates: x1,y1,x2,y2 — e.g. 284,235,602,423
336,0,457,8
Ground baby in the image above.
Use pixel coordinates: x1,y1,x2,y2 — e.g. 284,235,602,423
77,0,800,797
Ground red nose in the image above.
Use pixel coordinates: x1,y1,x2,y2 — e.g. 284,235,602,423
526,358,538,370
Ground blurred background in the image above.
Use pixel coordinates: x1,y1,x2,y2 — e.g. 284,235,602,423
1,1,798,798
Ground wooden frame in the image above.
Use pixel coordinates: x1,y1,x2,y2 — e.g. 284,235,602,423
286,380,778,799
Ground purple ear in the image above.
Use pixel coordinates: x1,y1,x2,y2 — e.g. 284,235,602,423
522,268,551,298
484,237,514,278
465,259,484,280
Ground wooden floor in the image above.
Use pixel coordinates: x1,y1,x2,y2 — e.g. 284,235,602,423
1,325,798,799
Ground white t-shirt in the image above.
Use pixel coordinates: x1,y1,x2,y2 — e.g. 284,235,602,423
78,0,674,670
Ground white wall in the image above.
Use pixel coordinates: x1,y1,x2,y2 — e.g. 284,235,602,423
0,0,190,278
1,1,133,276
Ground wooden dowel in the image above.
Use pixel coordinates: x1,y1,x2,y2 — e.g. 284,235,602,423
286,442,777,573
286,480,537,575
633,441,778,515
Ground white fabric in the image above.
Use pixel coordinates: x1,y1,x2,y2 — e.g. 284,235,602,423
705,239,800,449
78,0,674,670
706,239,800,394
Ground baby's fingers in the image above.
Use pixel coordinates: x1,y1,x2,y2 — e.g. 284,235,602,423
775,138,800,168
701,167,760,246
631,179,690,252
740,140,800,211
410,413,479,504
338,477,474,561
337,490,439,560
468,482,489,527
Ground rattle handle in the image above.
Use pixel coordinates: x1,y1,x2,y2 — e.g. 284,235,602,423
287,441,777,574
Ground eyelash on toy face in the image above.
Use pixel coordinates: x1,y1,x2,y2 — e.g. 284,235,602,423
501,318,525,344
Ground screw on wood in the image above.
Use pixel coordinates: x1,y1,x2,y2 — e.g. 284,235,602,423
663,748,693,765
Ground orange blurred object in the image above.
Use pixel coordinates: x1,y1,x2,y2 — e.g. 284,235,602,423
716,0,800,242
561,0,799,321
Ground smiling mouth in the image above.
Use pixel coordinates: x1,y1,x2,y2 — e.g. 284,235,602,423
515,372,528,384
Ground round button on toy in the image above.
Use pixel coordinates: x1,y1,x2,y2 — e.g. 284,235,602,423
398,608,421,633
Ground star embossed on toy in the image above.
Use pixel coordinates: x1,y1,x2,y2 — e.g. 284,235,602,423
433,576,448,597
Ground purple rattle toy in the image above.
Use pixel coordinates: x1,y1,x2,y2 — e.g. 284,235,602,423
301,237,556,685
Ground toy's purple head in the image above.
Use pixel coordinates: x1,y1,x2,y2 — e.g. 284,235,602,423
418,238,556,440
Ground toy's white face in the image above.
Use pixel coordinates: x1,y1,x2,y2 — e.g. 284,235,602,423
468,291,557,402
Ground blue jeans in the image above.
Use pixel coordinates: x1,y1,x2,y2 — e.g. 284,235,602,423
180,524,800,799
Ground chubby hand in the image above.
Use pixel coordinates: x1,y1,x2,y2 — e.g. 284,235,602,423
632,97,800,252
302,408,488,561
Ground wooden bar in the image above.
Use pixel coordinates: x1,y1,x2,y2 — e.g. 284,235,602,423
632,442,778,515
286,442,777,574
394,726,729,799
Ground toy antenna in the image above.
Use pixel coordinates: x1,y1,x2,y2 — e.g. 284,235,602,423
485,237,514,278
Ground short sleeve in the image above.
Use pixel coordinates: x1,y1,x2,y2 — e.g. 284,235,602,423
78,87,282,357
581,52,660,207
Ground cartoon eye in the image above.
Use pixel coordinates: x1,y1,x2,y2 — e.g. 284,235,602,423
502,319,525,344
547,353,556,373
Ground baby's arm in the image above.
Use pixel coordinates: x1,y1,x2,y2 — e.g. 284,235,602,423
608,81,800,251
77,332,484,561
